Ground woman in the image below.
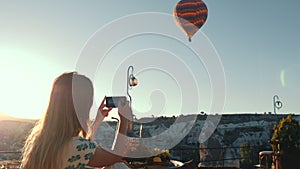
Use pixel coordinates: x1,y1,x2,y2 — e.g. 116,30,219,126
21,72,131,169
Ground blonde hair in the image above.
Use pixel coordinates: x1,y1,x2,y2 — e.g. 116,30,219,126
22,72,94,169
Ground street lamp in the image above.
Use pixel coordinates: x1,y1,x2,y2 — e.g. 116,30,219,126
127,65,138,106
273,95,282,123
126,66,138,136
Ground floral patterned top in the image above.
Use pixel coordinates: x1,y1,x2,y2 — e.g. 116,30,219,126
63,137,97,169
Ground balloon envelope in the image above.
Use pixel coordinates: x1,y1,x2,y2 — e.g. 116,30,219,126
174,0,208,41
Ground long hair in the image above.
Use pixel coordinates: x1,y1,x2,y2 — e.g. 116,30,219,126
22,72,94,169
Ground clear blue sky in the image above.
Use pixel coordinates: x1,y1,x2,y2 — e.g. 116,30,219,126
0,1,299,119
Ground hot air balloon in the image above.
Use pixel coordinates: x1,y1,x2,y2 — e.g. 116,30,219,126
174,0,208,42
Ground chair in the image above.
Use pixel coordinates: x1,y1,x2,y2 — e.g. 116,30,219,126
258,151,274,169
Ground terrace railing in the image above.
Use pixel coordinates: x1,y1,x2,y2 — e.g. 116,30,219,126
0,146,264,169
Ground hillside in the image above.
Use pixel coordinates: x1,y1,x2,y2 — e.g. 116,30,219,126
0,113,299,166
0,117,35,160
0,112,36,123
95,113,300,166
0,112,15,121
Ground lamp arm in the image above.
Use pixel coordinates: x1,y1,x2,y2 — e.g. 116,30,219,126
127,66,134,106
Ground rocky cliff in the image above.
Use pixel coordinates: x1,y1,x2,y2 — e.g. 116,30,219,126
1,113,299,166
95,114,300,166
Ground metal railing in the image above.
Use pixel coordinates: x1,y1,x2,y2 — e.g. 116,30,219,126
0,146,264,169
170,146,263,168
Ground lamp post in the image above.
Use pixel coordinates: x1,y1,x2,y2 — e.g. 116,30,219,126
126,66,138,136
127,65,138,106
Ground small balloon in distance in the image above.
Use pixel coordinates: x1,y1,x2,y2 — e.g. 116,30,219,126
173,0,208,42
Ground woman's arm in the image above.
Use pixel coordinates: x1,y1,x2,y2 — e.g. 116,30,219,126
87,100,131,167
111,101,131,151
90,96,112,140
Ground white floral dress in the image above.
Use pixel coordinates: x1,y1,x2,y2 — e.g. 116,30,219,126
63,137,97,169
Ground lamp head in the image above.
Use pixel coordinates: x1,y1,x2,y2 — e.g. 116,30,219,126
275,101,282,109
129,75,138,87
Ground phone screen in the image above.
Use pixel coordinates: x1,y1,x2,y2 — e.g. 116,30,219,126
106,96,126,108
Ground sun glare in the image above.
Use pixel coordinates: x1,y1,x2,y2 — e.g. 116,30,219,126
0,46,60,119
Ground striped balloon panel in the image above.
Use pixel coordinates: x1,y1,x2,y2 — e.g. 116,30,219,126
174,0,208,40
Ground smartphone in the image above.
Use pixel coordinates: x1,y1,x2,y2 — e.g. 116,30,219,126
106,96,127,108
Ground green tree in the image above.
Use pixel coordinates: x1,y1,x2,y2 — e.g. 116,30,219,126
271,114,300,151
271,114,300,169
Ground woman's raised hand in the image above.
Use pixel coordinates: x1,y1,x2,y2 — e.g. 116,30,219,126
117,100,132,121
95,96,113,123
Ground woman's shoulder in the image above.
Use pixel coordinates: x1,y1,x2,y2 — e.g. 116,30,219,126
72,136,95,143
71,136,97,151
